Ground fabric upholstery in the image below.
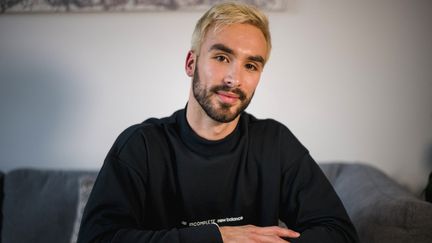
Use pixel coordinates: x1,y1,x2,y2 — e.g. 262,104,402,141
1,169,96,243
320,163,432,243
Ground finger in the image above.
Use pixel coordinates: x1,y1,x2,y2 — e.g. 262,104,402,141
255,226,300,238
275,227,300,238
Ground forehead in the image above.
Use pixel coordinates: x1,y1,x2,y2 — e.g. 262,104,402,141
201,23,267,59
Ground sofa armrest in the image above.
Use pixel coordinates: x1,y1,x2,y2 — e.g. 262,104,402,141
320,163,432,243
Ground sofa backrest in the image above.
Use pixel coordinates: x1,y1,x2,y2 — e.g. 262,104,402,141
1,169,97,243
320,163,432,243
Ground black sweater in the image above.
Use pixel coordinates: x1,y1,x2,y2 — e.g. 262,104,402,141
77,109,358,243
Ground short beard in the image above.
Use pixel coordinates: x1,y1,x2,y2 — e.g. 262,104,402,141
192,65,254,123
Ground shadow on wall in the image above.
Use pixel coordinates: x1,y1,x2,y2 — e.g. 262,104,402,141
0,54,78,170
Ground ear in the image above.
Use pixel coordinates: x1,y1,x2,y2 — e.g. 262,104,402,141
185,51,196,77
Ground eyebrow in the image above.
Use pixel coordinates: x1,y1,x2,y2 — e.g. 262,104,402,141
247,55,265,66
209,43,234,55
209,43,266,66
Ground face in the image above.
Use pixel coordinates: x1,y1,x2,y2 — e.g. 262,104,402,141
186,23,268,123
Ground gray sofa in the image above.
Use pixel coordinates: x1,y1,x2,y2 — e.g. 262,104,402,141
1,163,432,243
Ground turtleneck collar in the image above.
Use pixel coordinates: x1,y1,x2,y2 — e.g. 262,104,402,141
176,106,244,157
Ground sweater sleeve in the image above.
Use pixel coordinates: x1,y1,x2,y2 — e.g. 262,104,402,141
77,127,223,243
279,153,359,243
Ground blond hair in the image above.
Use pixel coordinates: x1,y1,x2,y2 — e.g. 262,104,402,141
191,2,271,63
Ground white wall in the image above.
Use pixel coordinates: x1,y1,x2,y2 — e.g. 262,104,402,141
1,0,431,194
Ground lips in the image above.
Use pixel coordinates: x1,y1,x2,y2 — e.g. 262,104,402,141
218,91,239,98
210,85,246,105
216,91,239,104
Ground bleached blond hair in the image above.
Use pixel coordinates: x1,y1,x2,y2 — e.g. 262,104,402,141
191,2,272,63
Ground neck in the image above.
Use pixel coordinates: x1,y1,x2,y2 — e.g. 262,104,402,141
186,92,240,141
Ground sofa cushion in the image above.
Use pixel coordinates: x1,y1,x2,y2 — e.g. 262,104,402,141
320,163,432,243
1,169,97,243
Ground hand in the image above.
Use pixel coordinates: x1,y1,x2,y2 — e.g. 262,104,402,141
219,225,300,243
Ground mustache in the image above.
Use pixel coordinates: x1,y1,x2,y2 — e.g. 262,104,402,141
210,85,247,101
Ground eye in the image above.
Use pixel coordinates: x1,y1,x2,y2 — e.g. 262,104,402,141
245,63,258,71
214,55,229,63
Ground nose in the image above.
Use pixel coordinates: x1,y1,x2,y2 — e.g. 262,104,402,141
224,77,238,88
224,64,241,88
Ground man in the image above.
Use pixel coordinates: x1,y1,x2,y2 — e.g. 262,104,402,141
78,2,359,243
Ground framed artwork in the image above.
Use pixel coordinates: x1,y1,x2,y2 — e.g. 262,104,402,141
1,0,287,13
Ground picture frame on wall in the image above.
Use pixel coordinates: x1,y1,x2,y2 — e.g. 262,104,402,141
1,0,287,13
